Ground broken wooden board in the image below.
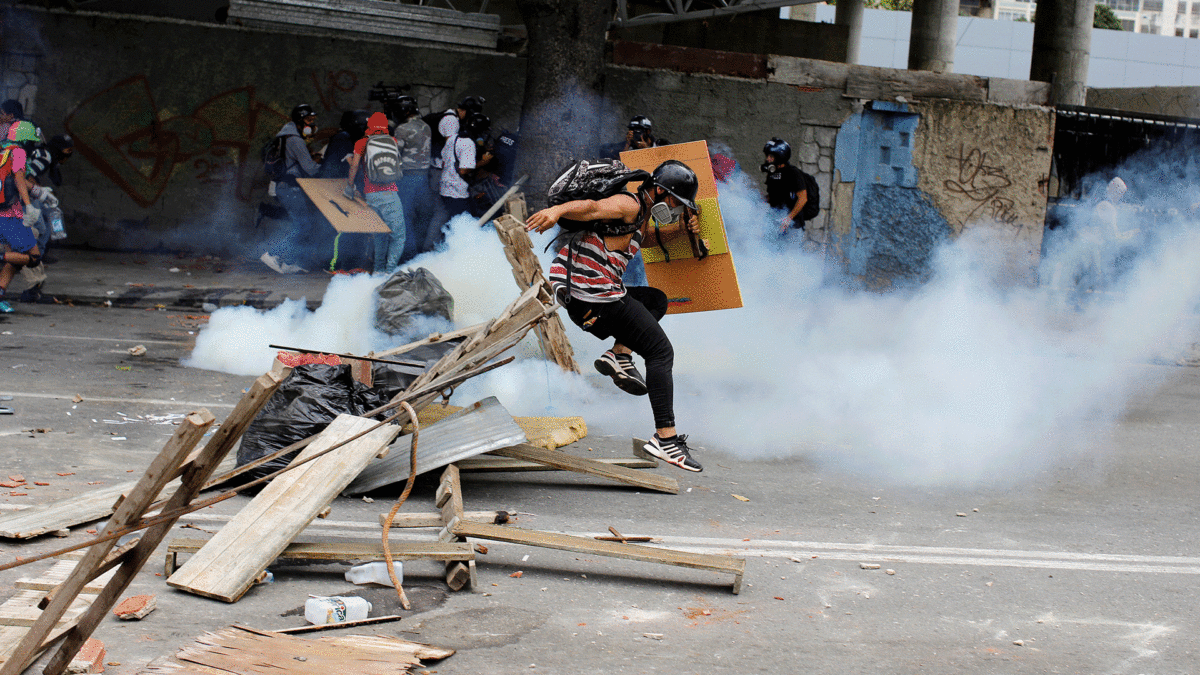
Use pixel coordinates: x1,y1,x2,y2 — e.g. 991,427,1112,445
344,397,526,495
621,141,743,314
167,415,400,603
295,178,391,234
141,629,451,675
175,626,422,675
457,456,657,471
491,213,580,374
488,444,677,494
164,538,474,576
451,518,745,594
435,465,474,591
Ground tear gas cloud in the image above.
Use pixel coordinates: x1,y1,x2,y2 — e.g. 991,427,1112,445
187,150,1200,488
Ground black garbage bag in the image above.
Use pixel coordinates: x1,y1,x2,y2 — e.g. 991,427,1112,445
374,267,454,336
235,364,391,482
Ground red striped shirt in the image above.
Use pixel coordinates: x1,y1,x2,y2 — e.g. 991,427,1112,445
549,230,642,303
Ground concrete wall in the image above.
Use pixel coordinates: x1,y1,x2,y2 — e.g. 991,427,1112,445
1087,86,1200,118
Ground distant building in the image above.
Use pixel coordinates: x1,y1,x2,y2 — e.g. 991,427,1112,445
993,0,1200,38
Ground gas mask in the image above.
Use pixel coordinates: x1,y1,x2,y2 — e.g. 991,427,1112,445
761,161,778,174
650,200,686,225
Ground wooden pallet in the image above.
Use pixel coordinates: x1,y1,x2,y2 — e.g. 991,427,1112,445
166,415,401,603
163,538,475,576
449,518,745,594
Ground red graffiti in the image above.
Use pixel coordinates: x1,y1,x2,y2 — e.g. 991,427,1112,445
310,70,359,113
64,76,287,207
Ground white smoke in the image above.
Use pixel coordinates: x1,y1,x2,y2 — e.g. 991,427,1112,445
185,168,1200,487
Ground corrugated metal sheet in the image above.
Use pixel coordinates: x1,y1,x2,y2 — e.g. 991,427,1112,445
343,396,526,495
229,0,500,49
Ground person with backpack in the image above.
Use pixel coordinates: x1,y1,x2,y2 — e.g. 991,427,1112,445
346,112,406,275
762,137,819,234
524,159,706,473
0,132,42,314
262,103,325,270
421,96,484,250
438,112,481,223
388,96,435,262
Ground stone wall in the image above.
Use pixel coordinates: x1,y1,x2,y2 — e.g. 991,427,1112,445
1087,86,1200,118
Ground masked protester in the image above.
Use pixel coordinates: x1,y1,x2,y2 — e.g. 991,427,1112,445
525,160,705,473
762,137,810,234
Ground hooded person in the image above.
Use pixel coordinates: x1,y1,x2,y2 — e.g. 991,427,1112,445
347,112,406,275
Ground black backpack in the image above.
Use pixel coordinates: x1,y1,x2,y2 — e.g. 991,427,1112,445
422,110,457,161
261,134,298,182
0,150,18,211
547,159,650,237
798,169,820,222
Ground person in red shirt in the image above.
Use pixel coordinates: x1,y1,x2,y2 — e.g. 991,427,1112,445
347,112,406,275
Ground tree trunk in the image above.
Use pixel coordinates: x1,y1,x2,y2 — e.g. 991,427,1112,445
514,0,610,211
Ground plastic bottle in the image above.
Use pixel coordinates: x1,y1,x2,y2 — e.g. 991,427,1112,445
49,214,66,240
344,561,399,587
304,596,372,625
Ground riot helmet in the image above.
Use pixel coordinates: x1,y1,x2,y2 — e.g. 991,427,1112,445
646,159,698,224
290,103,317,126
391,95,420,121
628,115,653,131
761,137,791,172
339,109,369,138
462,112,490,140
458,96,485,116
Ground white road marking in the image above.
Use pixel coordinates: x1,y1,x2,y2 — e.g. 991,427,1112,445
178,514,1200,575
15,333,189,346
0,392,235,409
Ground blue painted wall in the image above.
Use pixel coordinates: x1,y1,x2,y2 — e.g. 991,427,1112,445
834,101,953,287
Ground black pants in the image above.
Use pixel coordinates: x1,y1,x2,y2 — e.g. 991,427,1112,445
567,286,675,429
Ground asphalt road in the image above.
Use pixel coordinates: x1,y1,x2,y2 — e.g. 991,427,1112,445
2,304,1199,674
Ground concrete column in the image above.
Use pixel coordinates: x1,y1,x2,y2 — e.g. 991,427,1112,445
907,0,958,73
1030,0,1096,106
835,0,864,65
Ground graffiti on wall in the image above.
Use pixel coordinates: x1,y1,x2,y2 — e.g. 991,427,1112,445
943,144,1018,227
64,75,287,207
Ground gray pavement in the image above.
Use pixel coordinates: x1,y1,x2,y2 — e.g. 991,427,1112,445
2,298,1200,673
5,247,335,310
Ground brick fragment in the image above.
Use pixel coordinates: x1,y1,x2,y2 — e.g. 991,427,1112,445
66,638,105,674
112,594,157,620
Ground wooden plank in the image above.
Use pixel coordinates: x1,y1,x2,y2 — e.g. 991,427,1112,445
14,559,115,594
375,511,510,529
451,519,745,594
488,444,678,494
166,415,400,603
491,213,580,374
438,465,471,592
457,457,658,472
165,538,474,567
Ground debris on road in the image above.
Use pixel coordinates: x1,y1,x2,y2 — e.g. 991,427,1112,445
860,563,881,570
112,594,156,620
127,345,147,357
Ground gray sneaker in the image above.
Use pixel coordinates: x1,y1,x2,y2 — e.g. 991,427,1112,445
594,350,648,396
643,433,703,472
